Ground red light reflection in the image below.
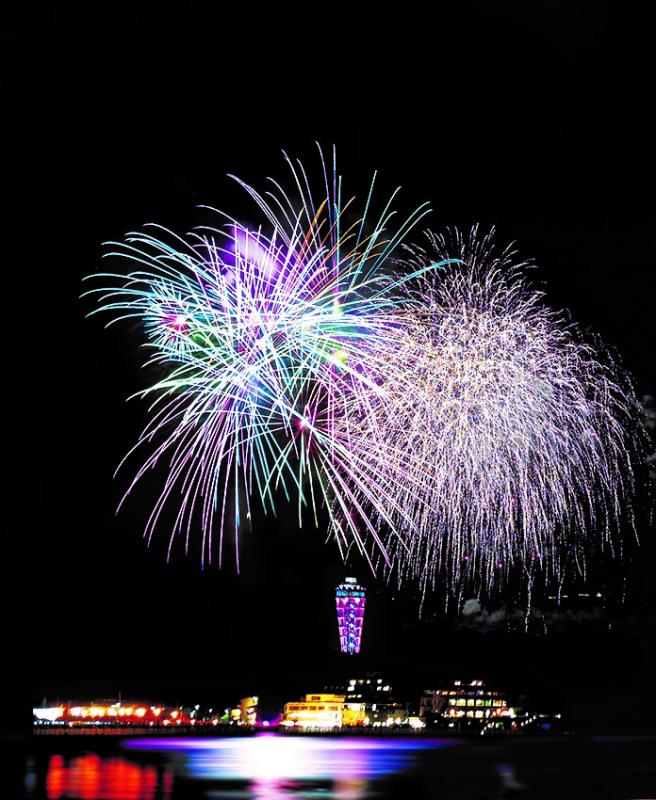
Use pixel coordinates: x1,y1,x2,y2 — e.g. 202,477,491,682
45,754,158,800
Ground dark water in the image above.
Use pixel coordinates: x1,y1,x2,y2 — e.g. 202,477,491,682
19,734,656,799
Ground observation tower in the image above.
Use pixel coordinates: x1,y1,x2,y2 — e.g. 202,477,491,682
335,577,366,654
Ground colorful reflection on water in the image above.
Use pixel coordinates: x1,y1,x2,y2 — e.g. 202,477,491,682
126,733,452,781
35,735,454,799
43,754,168,800
29,733,656,799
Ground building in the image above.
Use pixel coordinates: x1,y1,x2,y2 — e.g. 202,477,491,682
281,692,369,729
344,673,393,703
32,702,194,727
326,673,413,728
335,577,366,654
281,694,345,729
342,702,367,727
228,696,258,726
420,679,515,731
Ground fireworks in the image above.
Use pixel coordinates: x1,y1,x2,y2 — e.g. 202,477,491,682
85,148,441,569
336,227,640,592
85,153,642,594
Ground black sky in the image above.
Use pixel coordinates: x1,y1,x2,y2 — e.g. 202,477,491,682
5,4,654,730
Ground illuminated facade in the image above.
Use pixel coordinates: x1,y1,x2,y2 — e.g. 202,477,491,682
321,674,412,727
33,702,193,727
342,702,367,727
344,674,393,702
335,577,366,654
281,694,345,729
420,679,515,731
344,674,406,727
229,696,258,726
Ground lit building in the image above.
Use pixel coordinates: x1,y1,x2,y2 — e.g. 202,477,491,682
342,702,367,727
335,577,366,654
228,696,258,726
32,702,193,727
333,674,410,727
281,694,345,729
420,679,515,731
344,673,393,703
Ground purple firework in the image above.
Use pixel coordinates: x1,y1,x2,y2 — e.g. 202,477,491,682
332,227,643,593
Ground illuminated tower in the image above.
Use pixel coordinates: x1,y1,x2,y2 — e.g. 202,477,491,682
335,577,366,654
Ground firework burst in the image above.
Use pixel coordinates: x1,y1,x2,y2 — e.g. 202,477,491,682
84,148,441,569
85,152,642,596
334,227,641,592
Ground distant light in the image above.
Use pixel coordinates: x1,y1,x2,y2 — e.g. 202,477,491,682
32,707,64,722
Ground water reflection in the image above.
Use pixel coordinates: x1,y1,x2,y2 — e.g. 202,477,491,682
38,735,453,799
241,776,369,800
125,733,450,783
32,733,656,799
44,754,165,800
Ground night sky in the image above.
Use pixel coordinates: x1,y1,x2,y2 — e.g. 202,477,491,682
6,5,654,733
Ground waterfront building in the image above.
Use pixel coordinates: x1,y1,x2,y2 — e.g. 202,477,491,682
281,694,345,729
344,673,393,703
347,674,404,725
420,679,515,731
342,702,367,727
335,577,366,654
326,674,410,727
228,696,258,726
32,702,193,727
